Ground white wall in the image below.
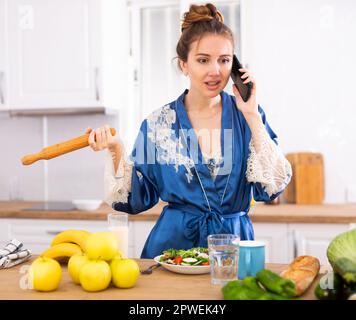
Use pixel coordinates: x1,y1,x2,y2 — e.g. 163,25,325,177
0,113,117,201
242,0,356,203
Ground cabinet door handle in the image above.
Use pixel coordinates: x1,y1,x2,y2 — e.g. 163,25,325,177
94,67,100,101
0,71,4,105
46,230,63,235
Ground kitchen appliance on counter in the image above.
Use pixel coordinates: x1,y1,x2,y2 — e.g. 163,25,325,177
284,152,324,204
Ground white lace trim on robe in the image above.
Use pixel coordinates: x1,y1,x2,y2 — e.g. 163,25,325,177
104,144,134,205
147,105,195,183
246,124,292,197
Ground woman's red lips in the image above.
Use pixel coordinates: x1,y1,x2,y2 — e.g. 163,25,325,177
204,80,221,90
204,80,220,85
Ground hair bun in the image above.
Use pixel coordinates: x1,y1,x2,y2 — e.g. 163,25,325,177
181,3,224,32
206,3,218,18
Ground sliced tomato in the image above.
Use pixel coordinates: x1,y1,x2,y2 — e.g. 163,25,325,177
174,256,183,264
202,261,210,266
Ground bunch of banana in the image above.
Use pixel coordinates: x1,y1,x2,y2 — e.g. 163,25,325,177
51,230,90,251
41,230,90,263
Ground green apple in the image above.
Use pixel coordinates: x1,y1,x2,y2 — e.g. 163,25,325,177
79,260,111,292
68,254,90,284
110,258,140,288
85,232,118,261
29,257,62,292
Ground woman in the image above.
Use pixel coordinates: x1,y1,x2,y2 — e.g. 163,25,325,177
87,3,292,259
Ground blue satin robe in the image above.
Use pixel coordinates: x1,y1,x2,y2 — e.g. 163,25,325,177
112,89,284,258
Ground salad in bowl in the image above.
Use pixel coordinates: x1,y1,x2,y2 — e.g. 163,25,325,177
154,247,211,274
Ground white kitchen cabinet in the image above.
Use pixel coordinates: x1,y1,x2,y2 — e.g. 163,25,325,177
4,0,128,113
254,222,354,265
253,223,289,263
288,223,350,266
0,218,157,258
4,219,111,255
0,220,9,248
0,0,7,110
130,221,156,258
2,218,135,257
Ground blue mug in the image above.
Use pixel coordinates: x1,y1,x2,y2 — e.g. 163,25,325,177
238,240,265,279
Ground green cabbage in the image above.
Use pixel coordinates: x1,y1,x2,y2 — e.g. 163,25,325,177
327,228,356,284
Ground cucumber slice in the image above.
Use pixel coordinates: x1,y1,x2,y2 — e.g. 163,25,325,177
183,258,198,263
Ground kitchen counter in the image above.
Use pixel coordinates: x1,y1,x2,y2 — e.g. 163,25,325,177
0,201,155,221
0,257,321,300
1,201,356,223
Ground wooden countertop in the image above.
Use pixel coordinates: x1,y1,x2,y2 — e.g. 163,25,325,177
0,201,156,221
0,257,320,300
1,201,356,224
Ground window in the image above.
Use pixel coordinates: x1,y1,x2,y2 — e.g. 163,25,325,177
127,0,242,148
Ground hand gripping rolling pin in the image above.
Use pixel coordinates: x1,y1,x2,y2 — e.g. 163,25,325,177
21,128,116,165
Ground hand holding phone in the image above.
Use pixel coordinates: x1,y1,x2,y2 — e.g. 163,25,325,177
230,54,252,102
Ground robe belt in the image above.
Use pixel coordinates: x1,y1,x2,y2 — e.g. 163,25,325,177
168,203,248,245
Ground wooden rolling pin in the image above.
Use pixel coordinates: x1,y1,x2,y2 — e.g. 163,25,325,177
21,128,116,165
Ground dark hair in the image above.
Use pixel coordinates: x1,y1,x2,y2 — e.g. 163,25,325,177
176,3,234,71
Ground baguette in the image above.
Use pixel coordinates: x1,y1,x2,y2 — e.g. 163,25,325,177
280,255,320,296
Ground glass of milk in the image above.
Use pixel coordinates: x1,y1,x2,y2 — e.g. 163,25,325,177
107,212,129,257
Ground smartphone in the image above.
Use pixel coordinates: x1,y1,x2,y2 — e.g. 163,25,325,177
230,54,252,102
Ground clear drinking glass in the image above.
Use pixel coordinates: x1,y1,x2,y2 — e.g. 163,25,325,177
9,176,23,201
208,234,239,285
107,212,129,257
